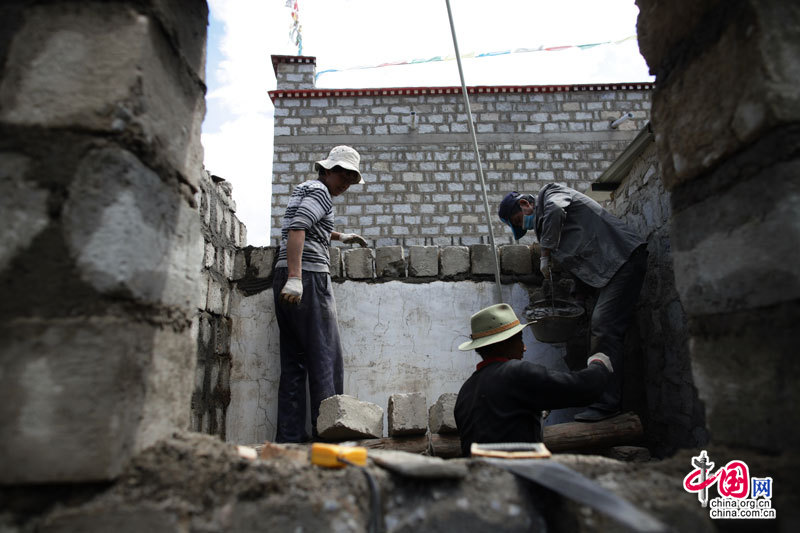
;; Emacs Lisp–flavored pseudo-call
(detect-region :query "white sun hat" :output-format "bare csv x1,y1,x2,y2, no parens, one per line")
314,145,364,184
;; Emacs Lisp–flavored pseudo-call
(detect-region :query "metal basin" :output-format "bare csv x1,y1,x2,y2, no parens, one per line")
527,299,585,343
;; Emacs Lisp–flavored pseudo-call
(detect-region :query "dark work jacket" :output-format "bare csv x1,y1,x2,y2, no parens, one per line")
535,183,645,288
454,359,609,457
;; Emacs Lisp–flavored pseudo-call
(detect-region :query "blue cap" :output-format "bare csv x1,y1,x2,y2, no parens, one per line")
498,192,527,240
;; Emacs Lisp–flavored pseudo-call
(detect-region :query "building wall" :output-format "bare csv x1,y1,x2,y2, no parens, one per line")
269,56,652,248
192,171,247,438
226,244,569,444
0,0,208,483
638,0,800,454
608,141,707,456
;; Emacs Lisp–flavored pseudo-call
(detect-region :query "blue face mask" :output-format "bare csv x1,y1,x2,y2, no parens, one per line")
522,214,536,230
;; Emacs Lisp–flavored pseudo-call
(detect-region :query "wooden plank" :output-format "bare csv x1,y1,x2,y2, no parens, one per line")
353,435,429,454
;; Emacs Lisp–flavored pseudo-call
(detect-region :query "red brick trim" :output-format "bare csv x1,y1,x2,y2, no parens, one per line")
268,83,655,102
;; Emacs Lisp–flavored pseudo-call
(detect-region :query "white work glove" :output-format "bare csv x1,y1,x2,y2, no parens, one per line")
340,233,368,247
539,255,552,279
280,277,303,304
587,353,613,373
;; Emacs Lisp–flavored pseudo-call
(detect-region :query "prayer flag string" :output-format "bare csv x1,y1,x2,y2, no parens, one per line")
315,35,637,80
287,0,303,56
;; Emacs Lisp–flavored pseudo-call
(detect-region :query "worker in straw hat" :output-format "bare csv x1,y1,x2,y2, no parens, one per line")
454,303,613,457
273,145,368,442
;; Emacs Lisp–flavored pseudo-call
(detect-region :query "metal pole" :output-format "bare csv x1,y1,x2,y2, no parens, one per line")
444,0,504,304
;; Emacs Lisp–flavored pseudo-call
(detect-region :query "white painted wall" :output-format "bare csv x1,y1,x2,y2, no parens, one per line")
227,280,569,445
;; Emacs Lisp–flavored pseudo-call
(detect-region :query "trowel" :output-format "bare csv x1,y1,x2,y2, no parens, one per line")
471,442,668,532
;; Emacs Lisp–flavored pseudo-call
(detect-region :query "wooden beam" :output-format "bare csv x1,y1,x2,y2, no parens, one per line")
350,412,643,457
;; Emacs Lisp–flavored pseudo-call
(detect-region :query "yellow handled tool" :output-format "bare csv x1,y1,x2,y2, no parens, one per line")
310,443,368,468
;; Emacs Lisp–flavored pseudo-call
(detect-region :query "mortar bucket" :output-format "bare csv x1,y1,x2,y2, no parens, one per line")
526,299,585,343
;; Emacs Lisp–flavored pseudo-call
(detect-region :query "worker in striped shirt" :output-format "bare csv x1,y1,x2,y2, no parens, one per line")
273,146,368,442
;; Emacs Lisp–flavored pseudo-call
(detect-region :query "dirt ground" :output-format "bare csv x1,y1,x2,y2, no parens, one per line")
1,432,796,532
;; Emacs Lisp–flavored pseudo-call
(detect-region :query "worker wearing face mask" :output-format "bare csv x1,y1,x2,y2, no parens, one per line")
497,185,647,422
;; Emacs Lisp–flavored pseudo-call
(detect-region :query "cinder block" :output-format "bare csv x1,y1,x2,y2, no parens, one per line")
0,3,205,189
344,248,374,279
233,249,246,280
429,393,458,434
388,392,427,437
500,245,533,274
317,395,383,440
408,245,439,277
63,147,203,310
440,246,470,277
249,247,276,279
375,246,405,278
0,317,195,483
470,244,499,275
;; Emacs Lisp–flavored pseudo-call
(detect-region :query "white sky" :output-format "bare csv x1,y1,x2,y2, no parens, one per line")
201,0,654,246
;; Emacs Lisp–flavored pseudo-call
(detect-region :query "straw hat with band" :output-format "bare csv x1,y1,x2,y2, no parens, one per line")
314,145,365,184
458,303,530,351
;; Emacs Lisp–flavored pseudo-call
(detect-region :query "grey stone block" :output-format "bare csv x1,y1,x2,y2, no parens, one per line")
470,244,499,275
317,394,383,440
440,246,470,277
233,249,246,280
329,246,342,279
388,392,427,437
63,147,203,310
500,244,533,274
0,317,195,483
249,247,276,279
408,245,439,277
428,393,458,434
0,3,205,189
0,153,48,274
375,246,405,278
344,248,374,279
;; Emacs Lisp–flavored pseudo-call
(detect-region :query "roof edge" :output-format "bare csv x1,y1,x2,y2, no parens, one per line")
268,82,655,102
592,122,655,188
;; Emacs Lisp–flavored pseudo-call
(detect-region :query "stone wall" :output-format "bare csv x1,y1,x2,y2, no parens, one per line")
0,0,208,483
607,140,706,456
226,244,577,445
637,0,800,454
192,171,247,438
269,55,652,247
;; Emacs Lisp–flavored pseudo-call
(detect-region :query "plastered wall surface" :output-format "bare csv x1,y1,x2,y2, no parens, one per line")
226,280,567,445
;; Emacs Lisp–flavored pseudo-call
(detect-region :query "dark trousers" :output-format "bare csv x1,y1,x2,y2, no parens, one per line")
273,268,343,442
589,245,648,411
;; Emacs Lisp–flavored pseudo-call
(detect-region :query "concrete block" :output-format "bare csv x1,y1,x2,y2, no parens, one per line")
408,245,439,277
206,276,228,315
375,246,405,278
344,248,374,280
388,392,428,437
0,3,205,189
500,245,533,274
439,246,470,277
470,244,499,275
428,393,458,434
63,147,203,310
233,249,246,280
0,152,49,275
329,246,342,279
672,161,800,315
317,394,383,440
249,247,276,279
0,317,195,483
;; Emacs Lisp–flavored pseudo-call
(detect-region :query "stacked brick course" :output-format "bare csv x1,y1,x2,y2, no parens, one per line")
269,55,651,248
194,170,247,438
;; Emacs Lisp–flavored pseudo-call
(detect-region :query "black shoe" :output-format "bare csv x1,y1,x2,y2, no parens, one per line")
574,407,621,422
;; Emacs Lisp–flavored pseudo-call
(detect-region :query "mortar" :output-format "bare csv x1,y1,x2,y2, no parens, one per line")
527,299,585,343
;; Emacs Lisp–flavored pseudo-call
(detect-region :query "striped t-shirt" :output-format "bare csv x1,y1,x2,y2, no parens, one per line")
275,180,334,273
